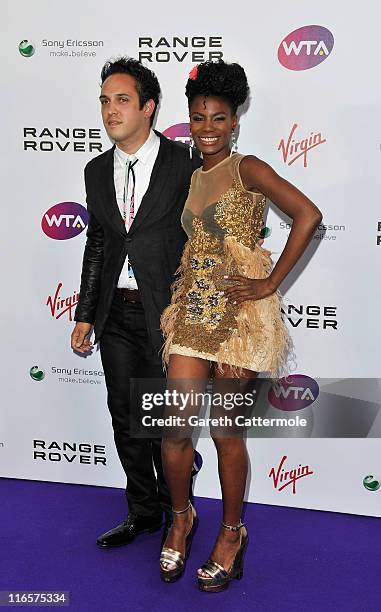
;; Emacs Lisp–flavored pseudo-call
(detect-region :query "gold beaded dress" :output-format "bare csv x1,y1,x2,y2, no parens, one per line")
161,154,292,376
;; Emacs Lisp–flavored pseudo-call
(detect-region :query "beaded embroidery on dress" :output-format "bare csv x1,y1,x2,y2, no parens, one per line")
161,154,293,376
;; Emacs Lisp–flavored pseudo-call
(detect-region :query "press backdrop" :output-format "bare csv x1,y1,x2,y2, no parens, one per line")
1,0,381,516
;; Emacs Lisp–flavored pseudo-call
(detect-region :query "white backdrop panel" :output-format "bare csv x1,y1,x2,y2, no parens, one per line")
1,0,380,516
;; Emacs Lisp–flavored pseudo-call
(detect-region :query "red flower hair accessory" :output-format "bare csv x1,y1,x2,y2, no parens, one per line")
188,65,199,80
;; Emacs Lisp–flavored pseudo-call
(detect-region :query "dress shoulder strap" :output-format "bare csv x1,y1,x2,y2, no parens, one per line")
230,153,246,176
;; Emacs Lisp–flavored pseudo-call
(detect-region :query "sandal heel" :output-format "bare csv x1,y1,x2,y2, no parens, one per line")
160,502,197,583
186,515,198,558
197,521,248,593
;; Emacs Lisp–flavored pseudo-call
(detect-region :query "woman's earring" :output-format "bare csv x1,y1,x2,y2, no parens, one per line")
189,134,194,159
230,131,237,157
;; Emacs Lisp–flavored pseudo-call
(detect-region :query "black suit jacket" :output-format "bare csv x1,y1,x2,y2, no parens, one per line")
74,131,202,353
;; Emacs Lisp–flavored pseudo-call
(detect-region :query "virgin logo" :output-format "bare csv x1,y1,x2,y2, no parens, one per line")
46,283,79,321
278,25,334,70
278,123,326,168
269,455,314,494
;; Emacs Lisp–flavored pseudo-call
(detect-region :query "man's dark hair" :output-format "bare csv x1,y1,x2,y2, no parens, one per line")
101,57,161,126
185,60,249,115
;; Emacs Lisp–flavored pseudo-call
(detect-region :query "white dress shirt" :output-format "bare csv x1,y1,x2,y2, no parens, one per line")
114,130,160,289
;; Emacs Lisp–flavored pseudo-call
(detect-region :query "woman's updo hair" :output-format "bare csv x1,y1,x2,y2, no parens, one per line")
185,60,249,114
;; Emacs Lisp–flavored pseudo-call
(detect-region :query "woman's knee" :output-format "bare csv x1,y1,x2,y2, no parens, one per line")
162,437,192,453
212,436,245,453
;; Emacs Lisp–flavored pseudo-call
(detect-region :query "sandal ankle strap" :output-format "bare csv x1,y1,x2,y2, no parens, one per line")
172,501,191,515
221,520,244,532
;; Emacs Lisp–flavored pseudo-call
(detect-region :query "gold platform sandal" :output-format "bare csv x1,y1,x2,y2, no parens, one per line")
160,501,198,583
197,521,248,592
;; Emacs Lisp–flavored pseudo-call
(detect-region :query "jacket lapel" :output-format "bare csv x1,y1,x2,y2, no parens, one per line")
100,145,127,236
98,132,172,237
128,133,171,235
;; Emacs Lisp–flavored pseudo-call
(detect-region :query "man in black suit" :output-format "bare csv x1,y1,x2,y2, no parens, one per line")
71,57,201,547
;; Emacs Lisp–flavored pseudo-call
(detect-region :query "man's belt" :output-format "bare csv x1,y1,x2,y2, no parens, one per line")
116,288,142,303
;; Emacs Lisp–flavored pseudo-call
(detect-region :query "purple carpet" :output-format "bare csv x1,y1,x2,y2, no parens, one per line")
1,478,380,611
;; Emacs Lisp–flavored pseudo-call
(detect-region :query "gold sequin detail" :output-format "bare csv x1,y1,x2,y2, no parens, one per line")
215,179,266,249
166,156,267,356
189,216,220,253
172,216,238,352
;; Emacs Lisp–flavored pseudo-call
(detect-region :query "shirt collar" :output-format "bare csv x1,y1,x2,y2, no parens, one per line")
114,129,159,166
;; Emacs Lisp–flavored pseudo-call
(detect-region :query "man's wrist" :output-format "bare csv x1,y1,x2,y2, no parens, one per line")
74,320,93,327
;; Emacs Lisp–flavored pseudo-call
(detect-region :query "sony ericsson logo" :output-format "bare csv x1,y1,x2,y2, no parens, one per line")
29,365,45,381
19,39,36,57
363,475,380,492
260,226,271,239
278,25,334,70
163,123,191,145
268,375,319,411
41,202,88,240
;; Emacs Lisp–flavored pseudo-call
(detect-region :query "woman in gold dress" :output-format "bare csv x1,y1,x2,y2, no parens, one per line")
159,60,322,591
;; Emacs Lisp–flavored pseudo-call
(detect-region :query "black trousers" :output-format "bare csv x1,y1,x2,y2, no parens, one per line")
99,291,171,517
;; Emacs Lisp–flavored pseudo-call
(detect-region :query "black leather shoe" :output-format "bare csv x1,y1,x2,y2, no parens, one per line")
97,513,163,548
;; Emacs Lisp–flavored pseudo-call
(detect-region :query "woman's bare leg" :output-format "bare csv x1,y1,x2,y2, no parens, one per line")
161,354,210,568
198,364,257,577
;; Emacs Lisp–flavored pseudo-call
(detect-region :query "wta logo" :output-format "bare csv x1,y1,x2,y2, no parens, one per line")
278,25,334,70
163,123,191,145
268,375,319,411
41,202,88,240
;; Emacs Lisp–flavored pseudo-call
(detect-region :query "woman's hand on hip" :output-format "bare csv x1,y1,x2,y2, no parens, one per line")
224,275,277,304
